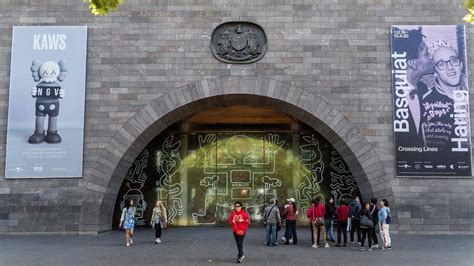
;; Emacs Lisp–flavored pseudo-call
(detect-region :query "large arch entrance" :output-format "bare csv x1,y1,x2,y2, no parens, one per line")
111,106,363,227
79,76,394,232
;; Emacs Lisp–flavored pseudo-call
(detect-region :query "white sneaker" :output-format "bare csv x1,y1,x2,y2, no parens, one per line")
126,243,130,247
373,244,379,248
157,239,162,243
281,236,286,242
312,244,318,248
129,239,133,245
289,239,293,243
324,243,330,248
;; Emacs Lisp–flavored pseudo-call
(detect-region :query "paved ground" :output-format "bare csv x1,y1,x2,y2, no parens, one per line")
1,227,473,265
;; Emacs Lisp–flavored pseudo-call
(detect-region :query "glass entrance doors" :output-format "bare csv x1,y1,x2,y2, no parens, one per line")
113,130,361,227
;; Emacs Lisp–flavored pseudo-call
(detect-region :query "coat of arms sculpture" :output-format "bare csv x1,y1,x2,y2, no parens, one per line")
211,22,267,64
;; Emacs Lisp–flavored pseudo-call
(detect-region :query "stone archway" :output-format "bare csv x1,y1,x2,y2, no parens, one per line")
79,76,394,232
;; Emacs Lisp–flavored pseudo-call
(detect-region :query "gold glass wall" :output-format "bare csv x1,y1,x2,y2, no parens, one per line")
113,130,361,227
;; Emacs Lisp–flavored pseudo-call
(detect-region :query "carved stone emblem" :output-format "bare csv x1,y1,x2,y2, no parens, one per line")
211,22,267,64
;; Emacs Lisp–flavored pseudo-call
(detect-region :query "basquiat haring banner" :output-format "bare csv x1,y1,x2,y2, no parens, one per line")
5,26,87,178
391,25,471,176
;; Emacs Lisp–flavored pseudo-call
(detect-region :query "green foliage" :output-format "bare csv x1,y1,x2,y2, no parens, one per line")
84,0,123,15
464,0,474,24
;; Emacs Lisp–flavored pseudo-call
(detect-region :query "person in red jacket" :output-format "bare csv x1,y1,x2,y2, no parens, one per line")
229,201,250,263
335,199,350,247
306,197,329,248
282,198,298,245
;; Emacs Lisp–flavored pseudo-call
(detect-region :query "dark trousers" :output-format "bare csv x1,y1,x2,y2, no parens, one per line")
233,232,245,258
350,219,361,242
154,223,162,238
285,220,297,244
337,221,347,244
310,223,314,244
361,227,372,248
371,225,378,244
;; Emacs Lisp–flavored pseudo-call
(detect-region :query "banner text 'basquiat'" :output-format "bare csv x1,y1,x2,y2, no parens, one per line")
392,51,410,132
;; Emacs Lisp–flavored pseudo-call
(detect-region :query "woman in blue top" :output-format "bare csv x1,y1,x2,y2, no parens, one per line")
119,199,136,247
378,198,392,250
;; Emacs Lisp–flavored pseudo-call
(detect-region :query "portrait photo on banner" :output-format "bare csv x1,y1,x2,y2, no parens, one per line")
390,25,471,177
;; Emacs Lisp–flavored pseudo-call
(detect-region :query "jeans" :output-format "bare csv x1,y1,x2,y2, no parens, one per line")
337,221,347,245
361,227,372,248
311,223,327,246
325,219,334,241
350,218,361,242
233,232,245,258
380,224,391,248
285,220,297,244
265,223,277,245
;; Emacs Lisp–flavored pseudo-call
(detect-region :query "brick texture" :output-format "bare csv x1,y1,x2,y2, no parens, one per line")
0,0,473,234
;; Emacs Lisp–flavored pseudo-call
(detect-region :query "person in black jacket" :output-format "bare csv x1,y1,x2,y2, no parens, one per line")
324,196,336,242
359,203,374,251
369,198,379,248
349,196,362,244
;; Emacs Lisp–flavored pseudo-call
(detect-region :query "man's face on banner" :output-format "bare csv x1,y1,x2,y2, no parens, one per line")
434,48,462,87
415,41,434,75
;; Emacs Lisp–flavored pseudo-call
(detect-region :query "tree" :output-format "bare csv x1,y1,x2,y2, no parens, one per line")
464,0,474,24
84,0,123,15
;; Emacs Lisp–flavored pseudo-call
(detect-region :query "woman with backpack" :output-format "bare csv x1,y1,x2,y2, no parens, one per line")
119,199,136,247
229,201,250,263
359,202,374,251
378,198,392,251
150,200,168,244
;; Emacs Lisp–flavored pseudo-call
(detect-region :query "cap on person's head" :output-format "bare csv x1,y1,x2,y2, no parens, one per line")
287,198,295,203
371,198,377,204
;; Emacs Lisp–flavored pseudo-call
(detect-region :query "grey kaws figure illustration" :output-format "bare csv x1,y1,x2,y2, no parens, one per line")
28,60,67,144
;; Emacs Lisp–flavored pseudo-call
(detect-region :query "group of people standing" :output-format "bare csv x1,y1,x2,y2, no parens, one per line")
229,196,392,263
118,196,391,264
302,196,391,251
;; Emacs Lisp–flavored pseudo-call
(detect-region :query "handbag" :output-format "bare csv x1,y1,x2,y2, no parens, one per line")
360,215,373,228
311,206,325,226
314,217,324,226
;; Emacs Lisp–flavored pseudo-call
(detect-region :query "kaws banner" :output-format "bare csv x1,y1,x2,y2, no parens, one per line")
5,26,87,178
391,25,471,176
